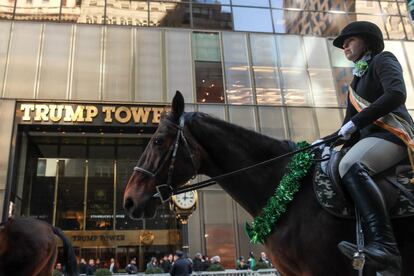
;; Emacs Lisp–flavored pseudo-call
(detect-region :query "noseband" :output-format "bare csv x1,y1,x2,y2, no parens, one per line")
133,115,198,201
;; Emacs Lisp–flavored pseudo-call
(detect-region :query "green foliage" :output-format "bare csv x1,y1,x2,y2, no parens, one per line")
206,264,225,271
253,262,271,271
52,270,63,276
94,268,112,276
145,267,165,274
245,142,314,244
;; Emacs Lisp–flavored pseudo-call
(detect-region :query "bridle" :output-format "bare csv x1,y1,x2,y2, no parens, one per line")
133,114,198,202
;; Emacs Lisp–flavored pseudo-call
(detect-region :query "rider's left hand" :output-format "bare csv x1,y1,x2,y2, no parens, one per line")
338,120,357,140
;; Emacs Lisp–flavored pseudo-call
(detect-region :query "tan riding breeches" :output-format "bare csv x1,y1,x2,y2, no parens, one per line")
338,137,407,178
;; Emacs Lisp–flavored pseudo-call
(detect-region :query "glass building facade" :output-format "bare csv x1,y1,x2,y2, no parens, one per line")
0,0,414,270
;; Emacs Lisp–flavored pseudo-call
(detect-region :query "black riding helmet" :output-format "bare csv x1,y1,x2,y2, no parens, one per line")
333,21,384,54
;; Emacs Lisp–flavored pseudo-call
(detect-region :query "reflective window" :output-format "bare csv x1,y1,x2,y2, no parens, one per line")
4,22,41,99
14,0,61,21
273,9,311,35
276,35,306,68
103,27,132,101
384,15,406,39
195,62,225,103
56,159,85,230
192,3,232,30
60,0,82,23
233,7,273,33
309,12,350,36
232,0,269,7
286,107,318,141
228,105,256,130
380,1,400,15
258,106,286,139
0,0,15,19
350,0,381,14
203,191,236,268
166,30,194,102
332,67,353,107
0,22,11,93
308,0,348,11
71,25,102,101
402,17,414,40
250,34,281,105
38,24,71,100
281,69,312,105
303,37,331,69
222,32,253,104
309,69,337,107
76,0,105,24
315,108,343,137
150,2,190,28
198,105,225,120
194,0,230,4
86,160,114,230
106,0,148,26
135,29,163,102
274,0,307,9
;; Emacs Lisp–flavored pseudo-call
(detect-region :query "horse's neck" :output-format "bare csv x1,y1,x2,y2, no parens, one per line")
189,114,293,216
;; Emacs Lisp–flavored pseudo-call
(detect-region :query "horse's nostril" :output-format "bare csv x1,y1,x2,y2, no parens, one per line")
124,197,134,211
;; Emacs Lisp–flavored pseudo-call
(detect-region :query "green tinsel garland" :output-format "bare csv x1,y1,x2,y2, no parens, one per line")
244,141,314,244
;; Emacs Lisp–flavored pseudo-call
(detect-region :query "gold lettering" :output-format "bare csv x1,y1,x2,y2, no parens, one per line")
64,105,85,122
102,106,115,123
85,106,98,122
131,107,152,123
34,105,49,122
49,105,64,122
115,107,132,124
21,104,35,121
152,108,165,124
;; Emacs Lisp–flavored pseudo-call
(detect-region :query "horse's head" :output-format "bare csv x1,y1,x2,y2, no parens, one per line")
123,91,202,219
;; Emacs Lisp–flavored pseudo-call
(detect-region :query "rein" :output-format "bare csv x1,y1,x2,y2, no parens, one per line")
134,114,341,202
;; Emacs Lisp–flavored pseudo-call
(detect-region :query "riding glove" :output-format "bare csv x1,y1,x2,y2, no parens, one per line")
338,120,357,140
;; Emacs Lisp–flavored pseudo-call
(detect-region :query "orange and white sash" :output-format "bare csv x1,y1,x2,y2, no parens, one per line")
349,86,414,180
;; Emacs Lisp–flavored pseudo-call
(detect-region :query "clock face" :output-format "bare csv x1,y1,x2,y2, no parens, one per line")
172,191,197,210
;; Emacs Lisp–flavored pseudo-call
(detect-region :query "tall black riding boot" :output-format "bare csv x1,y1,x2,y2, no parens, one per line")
337,162,401,272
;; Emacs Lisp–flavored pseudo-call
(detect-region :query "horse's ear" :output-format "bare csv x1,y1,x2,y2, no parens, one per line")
172,91,185,119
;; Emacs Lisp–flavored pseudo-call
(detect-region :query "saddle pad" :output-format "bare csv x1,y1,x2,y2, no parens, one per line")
313,162,414,219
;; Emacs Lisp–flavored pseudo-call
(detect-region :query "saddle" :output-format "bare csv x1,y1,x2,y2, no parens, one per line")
313,148,414,219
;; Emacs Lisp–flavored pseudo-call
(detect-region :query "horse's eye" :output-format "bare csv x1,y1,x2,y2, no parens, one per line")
153,138,164,145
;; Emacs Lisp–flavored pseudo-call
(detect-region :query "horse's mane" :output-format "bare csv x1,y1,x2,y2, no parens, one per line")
185,112,296,156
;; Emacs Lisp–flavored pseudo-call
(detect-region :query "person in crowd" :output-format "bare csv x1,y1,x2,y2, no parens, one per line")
95,258,101,269
258,252,272,267
147,256,158,269
125,258,138,274
161,254,172,273
202,255,210,271
236,256,249,270
86,259,96,275
109,258,118,273
247,252,256,270
320,20,413,274
171,250,192,276
192,253,204,272
79,258,87,274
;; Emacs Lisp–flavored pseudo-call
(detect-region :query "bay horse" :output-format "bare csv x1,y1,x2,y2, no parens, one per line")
0,217,79,276
123,91,414,276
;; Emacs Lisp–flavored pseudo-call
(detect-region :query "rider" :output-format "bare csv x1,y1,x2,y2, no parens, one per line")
325,21,414,272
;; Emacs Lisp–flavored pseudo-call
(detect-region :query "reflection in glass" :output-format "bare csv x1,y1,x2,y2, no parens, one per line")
228,105,256,130
281,69,311,106
277,35,306,68
380,1,399,15
402,17,413,40
273,9,311,35
233,7,273,33
385,15,406,39
308,0,347,11
315,108,343,137
222,33,253,104
275,0,307,9
0,0,15,19
198,105,225,120
60,0,81,23
86,160,114,230
232,0,269,7
251,34,281,105
348,0,381,14
14,0,61,21
196,62,225,103
332,67,353,107
286,107,318,142
151,2,190,28
76,0,105,24
194,0,230,4
308,69,337,107
309,12,350,36
28,158,57,224
56,159,85,230
303,36,331,69
192,3,232,30
258,106,286,139
106,0,148,25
